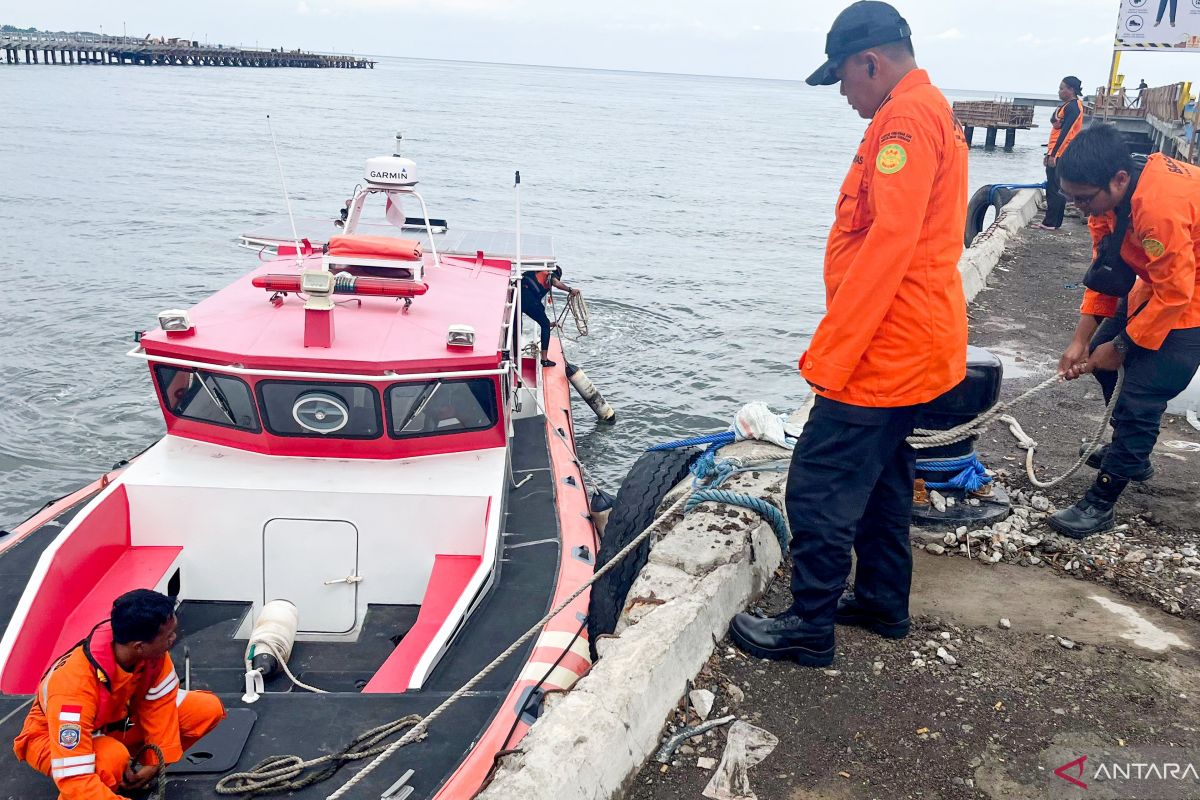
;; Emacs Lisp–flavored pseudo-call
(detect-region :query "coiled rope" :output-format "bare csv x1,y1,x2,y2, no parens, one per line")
551,291,590,338
216,716,423,796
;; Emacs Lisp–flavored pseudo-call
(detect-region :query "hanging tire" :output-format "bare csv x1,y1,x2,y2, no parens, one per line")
587,448,700,656
964,185,1015,248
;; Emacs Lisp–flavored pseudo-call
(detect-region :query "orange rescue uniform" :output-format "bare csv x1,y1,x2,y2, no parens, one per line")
12,621,225,800
800,68,969,406
1047,97,1085,158
1080,153,1200,349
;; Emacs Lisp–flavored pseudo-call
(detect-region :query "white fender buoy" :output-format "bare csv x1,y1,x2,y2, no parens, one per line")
566,363,616,425
245,599,300,678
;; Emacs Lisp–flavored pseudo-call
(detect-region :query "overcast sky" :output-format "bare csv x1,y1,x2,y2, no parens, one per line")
9,0,1200,94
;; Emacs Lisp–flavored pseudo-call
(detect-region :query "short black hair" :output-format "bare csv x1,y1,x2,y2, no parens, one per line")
876,38,915,59
1056,124,1134,188
111,589,175,644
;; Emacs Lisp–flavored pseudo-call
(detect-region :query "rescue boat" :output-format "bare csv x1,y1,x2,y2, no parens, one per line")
0,139,604,798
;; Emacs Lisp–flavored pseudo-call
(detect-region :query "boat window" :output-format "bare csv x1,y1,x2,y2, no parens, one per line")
257,381,382,438
387,378,498,438
154,366,260,431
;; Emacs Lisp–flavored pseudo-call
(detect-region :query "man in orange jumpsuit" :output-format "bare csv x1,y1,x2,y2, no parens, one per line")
731,1,968,665
13,589,225,798
1051,124,1200,537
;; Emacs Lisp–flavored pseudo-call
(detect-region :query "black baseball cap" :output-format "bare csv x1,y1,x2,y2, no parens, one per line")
806,1,912,86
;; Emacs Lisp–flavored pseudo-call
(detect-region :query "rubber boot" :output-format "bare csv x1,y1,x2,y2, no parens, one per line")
1048,472,1128,539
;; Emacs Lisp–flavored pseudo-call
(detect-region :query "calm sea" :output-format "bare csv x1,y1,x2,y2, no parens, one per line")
0,57,1051,526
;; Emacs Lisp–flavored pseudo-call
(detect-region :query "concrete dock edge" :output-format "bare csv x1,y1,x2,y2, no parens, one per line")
958,188,1042,302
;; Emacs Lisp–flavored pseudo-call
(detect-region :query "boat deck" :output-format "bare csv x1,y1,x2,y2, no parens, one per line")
0,415,559,799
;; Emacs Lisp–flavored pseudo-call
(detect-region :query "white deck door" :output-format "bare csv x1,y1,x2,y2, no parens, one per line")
263,518,359,633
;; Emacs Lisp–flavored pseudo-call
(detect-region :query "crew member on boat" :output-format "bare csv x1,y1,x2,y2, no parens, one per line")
13,589,225,799
521,266,579,367
1050,124,1200,538
730,1,968,666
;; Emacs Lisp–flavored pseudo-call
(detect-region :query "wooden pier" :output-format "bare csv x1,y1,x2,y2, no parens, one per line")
952,100,1036,151
0,31,373,68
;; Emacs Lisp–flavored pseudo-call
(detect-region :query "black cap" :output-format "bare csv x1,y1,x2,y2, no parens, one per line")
806,1,912,87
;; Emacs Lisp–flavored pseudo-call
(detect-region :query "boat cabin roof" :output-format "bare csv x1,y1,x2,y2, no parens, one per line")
140,251,513,373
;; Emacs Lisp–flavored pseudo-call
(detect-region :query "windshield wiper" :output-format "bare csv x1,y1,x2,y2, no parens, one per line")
397,383,441,432
195,371,237,426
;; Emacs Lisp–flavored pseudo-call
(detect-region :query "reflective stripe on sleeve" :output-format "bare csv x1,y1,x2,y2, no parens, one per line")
51,754,97,779
51,754,97,768
176,689,188,706
145,672,179,701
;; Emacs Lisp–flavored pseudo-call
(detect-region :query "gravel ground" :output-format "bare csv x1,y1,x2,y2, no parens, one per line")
628,212,1200,800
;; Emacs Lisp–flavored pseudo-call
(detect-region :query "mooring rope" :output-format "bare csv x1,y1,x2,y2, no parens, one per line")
908,369,1125,488
216,716,423,796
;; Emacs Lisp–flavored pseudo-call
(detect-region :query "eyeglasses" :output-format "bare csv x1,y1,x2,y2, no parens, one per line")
1065,187,1106,207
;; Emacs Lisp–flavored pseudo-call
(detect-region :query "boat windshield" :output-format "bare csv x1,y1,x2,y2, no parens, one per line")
387,378,497,438
155,366,260,431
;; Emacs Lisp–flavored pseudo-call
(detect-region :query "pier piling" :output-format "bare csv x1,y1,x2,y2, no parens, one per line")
1,30,375,69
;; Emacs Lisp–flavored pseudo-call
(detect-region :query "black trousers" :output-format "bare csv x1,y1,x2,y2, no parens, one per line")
1090,306,1200,480
786,397,918,629
1044,164,1066,229
521,291,552,350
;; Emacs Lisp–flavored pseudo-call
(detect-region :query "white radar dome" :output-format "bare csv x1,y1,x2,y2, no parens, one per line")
365,155,418,187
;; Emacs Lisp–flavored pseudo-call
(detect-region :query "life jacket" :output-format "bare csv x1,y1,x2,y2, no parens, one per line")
520,270,551,300
39,621,165,730
1047,97,1084,155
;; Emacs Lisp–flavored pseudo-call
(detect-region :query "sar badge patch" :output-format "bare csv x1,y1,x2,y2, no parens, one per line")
1142,238,1166,258
58,722,82,750
876,143,907,174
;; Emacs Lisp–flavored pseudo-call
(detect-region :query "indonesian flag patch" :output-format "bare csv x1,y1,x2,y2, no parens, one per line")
59,704,82,723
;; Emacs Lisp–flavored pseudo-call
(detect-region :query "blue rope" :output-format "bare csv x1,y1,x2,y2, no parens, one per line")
647,431,736,452
917,451,992,492
987,181,1047,206
686,489,790,555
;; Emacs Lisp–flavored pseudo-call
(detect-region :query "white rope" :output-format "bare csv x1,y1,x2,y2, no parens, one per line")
907,369,1125,488
1002,370,1125,488
253,639,328,695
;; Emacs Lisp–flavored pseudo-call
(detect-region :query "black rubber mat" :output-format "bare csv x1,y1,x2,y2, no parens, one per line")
0,417,563,799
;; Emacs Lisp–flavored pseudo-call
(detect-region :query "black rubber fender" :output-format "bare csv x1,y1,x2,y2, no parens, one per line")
587,448,700,656
964,184,1015,248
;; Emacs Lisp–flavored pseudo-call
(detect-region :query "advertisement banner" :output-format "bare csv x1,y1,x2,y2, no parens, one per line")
1116,0,1200,50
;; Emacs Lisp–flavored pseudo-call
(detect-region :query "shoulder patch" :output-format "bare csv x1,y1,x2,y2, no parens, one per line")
58,723,81,750
876,143,907,175
1142,238,1165,258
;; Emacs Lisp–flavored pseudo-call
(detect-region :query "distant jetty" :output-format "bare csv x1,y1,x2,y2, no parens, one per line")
0,28,373,68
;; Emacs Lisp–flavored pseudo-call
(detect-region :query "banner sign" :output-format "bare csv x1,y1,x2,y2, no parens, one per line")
1116,0,1200,50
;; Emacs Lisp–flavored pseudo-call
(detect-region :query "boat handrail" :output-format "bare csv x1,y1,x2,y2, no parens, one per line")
128,345,510,384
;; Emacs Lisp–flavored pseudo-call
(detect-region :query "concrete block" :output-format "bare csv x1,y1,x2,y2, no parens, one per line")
615,561,697,633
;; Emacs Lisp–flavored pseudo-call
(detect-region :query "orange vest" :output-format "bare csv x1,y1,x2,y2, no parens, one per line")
1047,98,1084,156
12,622,184,799
1080,153,1200,349
800,69,969,407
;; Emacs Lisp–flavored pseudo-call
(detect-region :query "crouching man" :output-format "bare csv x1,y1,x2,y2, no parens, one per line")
13,589,225,798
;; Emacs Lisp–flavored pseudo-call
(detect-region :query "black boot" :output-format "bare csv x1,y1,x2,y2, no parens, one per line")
835,591,910,639
1080,443,1154,480
1048,472,1128,539
729,609,835,666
